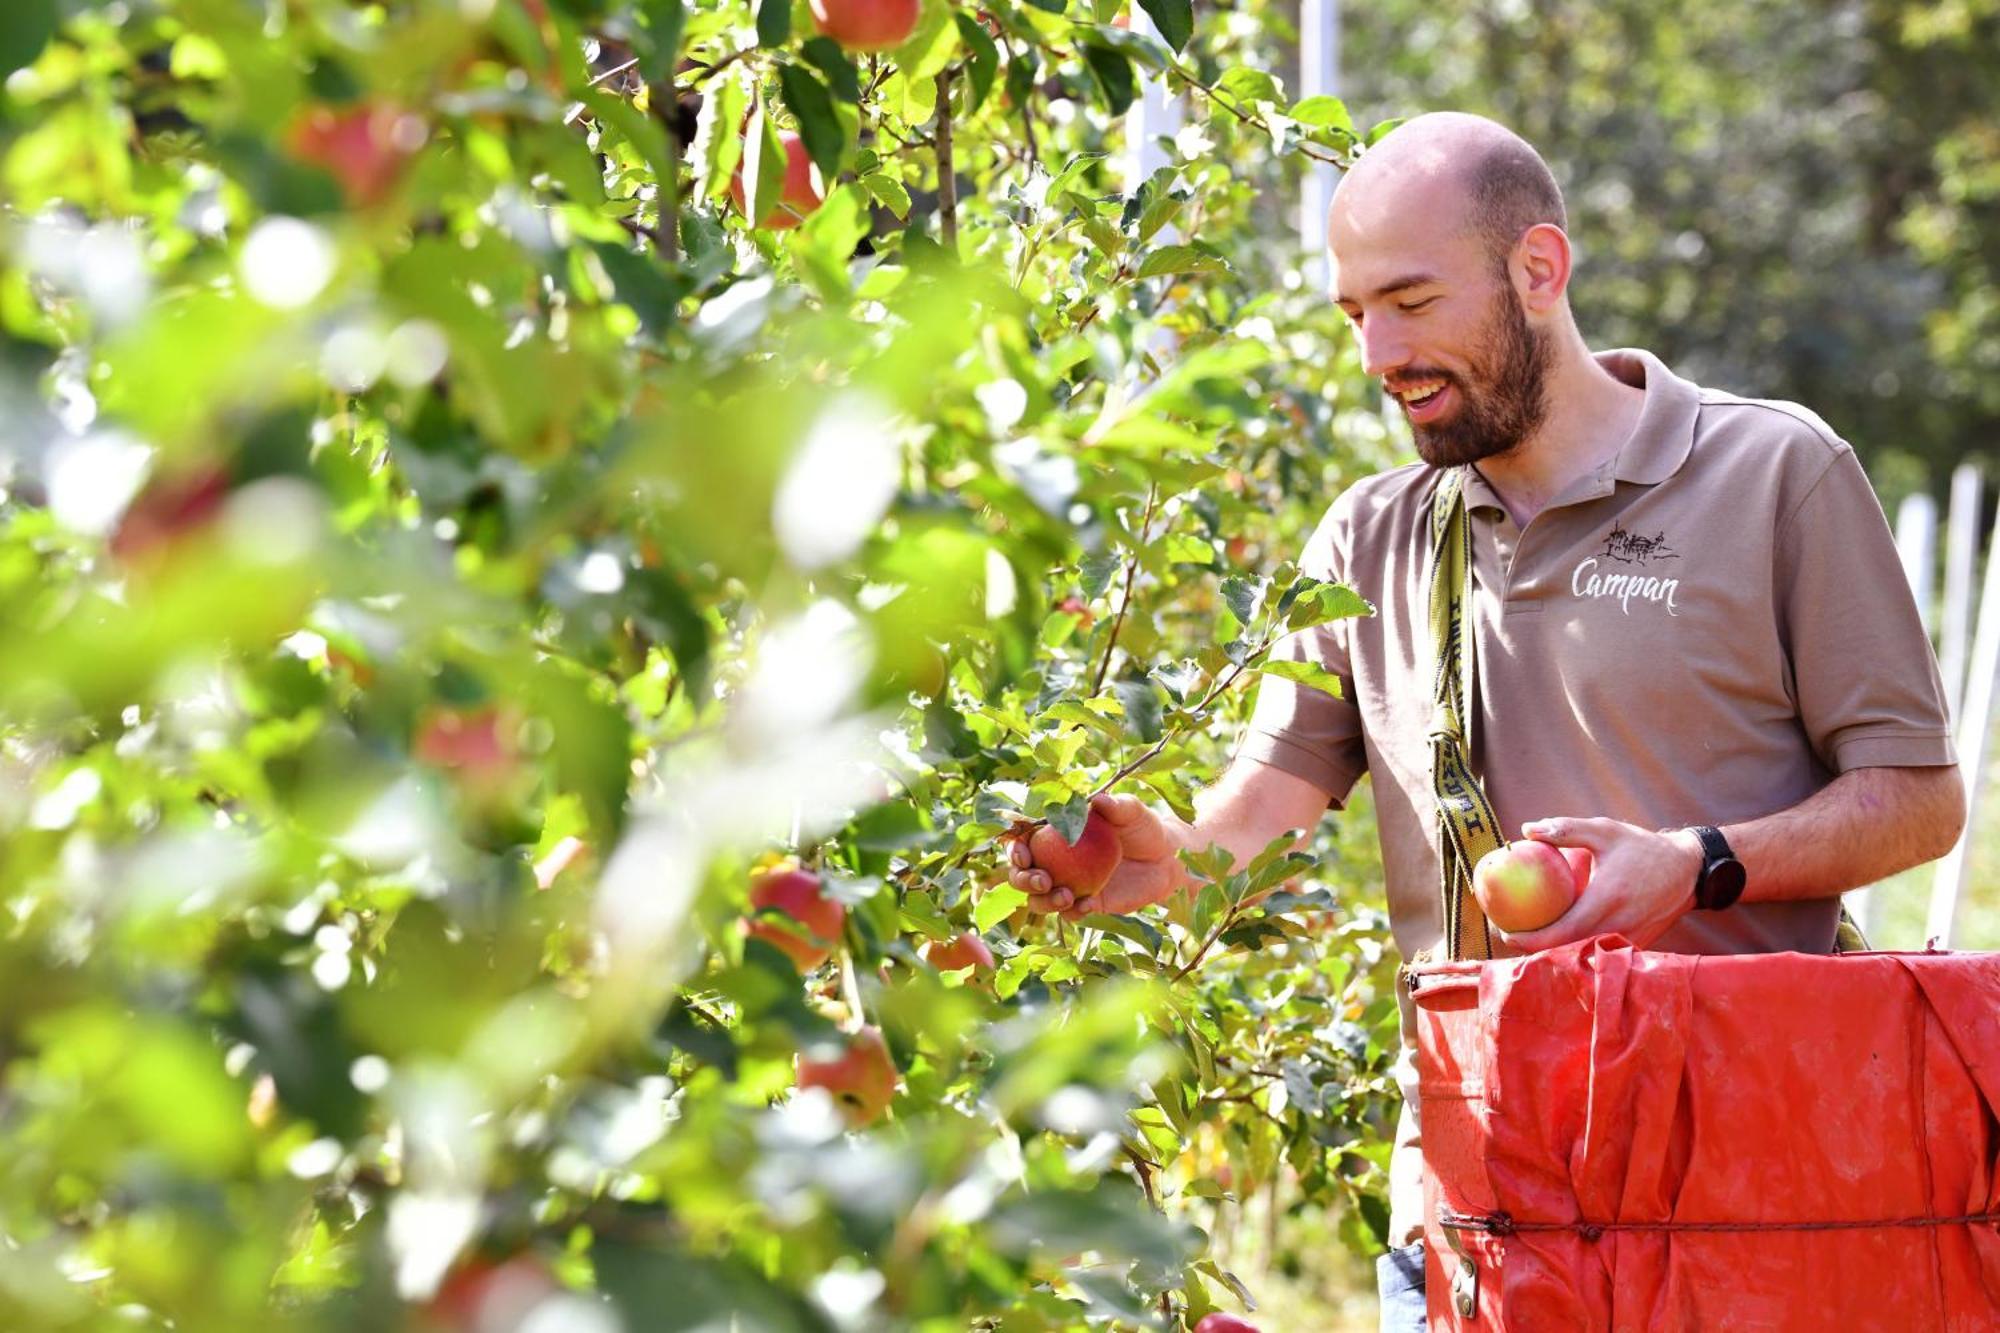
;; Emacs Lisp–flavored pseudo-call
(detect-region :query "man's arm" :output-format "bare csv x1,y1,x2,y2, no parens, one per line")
1506,763,1965,950
1011,760,1335,919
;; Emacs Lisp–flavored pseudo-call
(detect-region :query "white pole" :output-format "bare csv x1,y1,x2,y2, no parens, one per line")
1122,12,1181,192
1927,505,2000,948
1942,464,1982,721
1297,0,1340,287
1895,493,1938,635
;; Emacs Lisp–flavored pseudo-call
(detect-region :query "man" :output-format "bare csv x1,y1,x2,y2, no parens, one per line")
1007,112,1966,1329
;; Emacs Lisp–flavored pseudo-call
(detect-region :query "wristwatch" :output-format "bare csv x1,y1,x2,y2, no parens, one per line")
1689,824,1747,911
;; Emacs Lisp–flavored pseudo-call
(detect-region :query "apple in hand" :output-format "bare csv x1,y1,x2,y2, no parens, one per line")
1026,811,1123,897
923,931,994,974
797,1026,897,1125
743,866,845,971
808,0,920,51
728,132,824,230
1472,839,1579,933
1193,1315,1260,1333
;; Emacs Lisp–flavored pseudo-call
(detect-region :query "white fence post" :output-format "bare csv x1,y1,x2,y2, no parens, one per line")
1941,464,1982,721
1928,501,2000,948
1122,11,1181,192
1297,0,1341,286
1896,493,1938,636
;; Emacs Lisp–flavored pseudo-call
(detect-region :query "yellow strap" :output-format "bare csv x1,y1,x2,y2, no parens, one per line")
1428,469,1501,961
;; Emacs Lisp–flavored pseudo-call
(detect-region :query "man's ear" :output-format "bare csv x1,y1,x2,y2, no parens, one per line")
1513,222,1572,313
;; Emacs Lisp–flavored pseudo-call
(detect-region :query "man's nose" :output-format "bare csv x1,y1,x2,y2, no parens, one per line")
1358,323,1411,379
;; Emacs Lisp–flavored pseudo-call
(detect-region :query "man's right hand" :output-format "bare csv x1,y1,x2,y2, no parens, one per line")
1009,793,1187,921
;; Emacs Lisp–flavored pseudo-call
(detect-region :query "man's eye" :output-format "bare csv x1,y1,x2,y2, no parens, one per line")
1399,297,1438,313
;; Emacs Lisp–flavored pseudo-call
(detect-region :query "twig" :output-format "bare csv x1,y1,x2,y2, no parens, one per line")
1091,655,1254,797
590,56,641,88
935,68,958,250
1159,62,1345,167
1089,483,1159,697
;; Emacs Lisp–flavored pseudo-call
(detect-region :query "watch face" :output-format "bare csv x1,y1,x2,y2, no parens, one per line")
1706,858,1747,908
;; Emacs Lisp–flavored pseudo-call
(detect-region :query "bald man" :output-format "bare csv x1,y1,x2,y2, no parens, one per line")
1011,113,1963,1327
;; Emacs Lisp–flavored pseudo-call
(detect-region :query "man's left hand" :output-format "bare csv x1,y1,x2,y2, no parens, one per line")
1499,817,1706,951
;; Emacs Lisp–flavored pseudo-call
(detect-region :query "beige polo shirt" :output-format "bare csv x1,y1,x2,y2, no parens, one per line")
1237,347,1955,1241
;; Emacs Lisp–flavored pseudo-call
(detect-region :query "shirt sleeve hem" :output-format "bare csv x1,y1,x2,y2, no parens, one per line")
1234,730,1360,808
1830,731,1958,772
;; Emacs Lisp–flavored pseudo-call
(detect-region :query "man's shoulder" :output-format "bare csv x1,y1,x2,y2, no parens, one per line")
1692,386,1851,465
1324,460,1439,532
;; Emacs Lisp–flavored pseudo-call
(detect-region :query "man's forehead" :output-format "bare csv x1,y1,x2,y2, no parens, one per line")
1327,174,1476,301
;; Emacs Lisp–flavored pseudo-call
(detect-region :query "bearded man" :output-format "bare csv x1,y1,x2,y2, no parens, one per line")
1008,112,1965,1329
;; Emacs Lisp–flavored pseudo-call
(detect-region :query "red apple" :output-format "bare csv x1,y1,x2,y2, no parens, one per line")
808,0,920,52
1472,839,1579,933
743,867,845,971
427,1253,557,1331
728,132,824,230
414,705,514,774
1027,811,1122,897
796,1025,897,1125
283,101,423,207
1193,1315,1259,1333
1058,595,1096,629
108,464,231,567
923,931,994,974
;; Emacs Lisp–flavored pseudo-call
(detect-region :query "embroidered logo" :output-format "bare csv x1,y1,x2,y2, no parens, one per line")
1571,523,1682,615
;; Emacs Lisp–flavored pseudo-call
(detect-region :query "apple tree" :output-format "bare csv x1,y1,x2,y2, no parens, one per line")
0,0,1409,1328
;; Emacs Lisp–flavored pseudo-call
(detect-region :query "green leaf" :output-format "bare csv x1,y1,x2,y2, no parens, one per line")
1163,532,1214,565
800,36,862,102
952,13,1000,111
1257,658,1344,699
638,0,687,68
692,73,749,202
1285,577,1372,630
0,0,57,76
976,885,1029,933
859,171,911,218
756,0,791,47
1136,244,1231,279
1080,550,1121,599
1289,94,1354,135
1220,574,1266,626
1135,0,1192,53
742,96,786,230
777,64,843,180
1082,42,1136,117
1214,66,1282,112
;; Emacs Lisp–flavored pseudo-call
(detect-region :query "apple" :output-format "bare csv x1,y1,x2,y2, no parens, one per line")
427,1253,557,1331
108,464,231,567
923,931,994,974
728,132,824,230
796,1026,897,1125
283,101,423,207
1561,845,1593,892
1193,1315,1260,1333
1026,811,1122,897
414,704,514,774
1058,595,1096,629
743,866,845,971
808,0,920,52
1471,839,1579,933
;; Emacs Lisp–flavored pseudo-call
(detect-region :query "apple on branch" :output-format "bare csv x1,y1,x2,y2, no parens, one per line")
1025,810,1123,897
728,132,825,231
808,0,920,52
1193,1314,1261,1333
922,931,995,975
796,1025,897,1126
742,865,845,972
1472,839,1581,934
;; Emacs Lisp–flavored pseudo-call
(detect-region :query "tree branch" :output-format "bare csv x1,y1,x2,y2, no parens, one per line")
1090,483,1159,697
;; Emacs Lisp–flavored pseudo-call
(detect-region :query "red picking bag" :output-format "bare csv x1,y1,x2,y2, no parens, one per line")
1410,939,2000,1330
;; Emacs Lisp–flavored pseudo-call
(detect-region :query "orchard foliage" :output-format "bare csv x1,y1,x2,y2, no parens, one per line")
0,0,1411,1328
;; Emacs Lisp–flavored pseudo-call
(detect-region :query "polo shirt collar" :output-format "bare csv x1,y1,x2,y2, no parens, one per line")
1458,346,1700,515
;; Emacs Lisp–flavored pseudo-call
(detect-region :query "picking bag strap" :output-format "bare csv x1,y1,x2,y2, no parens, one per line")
1427,468,1501,961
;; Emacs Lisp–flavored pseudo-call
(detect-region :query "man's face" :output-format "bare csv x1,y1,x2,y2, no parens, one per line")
1331,188,1554,467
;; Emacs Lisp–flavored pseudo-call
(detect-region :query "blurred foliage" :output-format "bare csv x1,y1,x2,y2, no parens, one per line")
1340,0,2000,499
0,0,1412,1329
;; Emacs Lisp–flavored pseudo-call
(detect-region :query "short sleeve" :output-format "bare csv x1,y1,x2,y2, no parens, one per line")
1233,495,1371,804
1777,446,1956,772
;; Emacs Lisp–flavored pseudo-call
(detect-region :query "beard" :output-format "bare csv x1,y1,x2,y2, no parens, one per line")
1401,284,1554,469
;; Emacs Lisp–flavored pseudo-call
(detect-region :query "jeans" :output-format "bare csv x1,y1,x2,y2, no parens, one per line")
1376,1239,1427,1333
